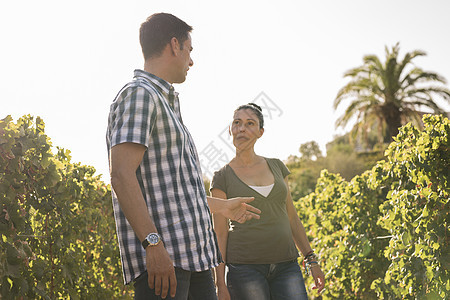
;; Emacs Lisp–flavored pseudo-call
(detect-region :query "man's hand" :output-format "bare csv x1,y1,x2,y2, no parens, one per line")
220,197,260,223
216,284,231,300
146,243,177,299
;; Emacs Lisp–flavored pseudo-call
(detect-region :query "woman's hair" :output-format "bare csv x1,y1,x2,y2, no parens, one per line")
234,103,264,129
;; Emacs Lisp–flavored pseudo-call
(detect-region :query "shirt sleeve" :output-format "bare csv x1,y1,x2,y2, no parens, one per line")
210,167,227,193
109,86,157,148
277,159,291,178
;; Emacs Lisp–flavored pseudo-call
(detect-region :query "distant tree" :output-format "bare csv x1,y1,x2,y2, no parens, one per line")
334,43,450,142
299,141,322,161
325,133,386,180
287,142,326,200
287,139,384,200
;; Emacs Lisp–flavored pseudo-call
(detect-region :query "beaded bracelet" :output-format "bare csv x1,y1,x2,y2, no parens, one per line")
303,251,319,275
303,260,319,276
304,253,318,263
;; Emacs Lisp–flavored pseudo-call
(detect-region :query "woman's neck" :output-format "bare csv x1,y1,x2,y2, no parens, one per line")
233,149,259,167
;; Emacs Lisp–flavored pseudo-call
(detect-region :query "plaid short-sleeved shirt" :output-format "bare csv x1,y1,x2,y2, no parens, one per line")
106,69,221,284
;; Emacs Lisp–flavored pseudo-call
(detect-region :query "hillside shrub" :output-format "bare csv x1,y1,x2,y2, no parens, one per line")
297,115,449,299
0,115,133,299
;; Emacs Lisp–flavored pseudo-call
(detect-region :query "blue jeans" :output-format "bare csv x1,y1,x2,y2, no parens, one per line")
227,260,308,300
134,268,217,300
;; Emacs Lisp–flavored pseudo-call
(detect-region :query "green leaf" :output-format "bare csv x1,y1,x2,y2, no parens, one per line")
6,263,21,278
362,238,372,257
6,243,21,265
422,205,429,217
40,156,51,169
402,231,411,246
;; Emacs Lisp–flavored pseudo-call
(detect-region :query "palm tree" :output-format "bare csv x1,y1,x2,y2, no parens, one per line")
334,43,450,144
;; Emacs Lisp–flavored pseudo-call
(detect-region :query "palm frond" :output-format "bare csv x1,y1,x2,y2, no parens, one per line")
396,49,426,80
406,87,450,101
334,76,385,109
335,43,450,142
404,97,446,114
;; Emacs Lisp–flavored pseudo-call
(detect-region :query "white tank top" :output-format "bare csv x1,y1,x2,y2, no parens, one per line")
248,183,274,197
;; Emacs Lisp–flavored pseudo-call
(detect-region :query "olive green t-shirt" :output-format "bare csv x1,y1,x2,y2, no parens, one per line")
211,157,299,264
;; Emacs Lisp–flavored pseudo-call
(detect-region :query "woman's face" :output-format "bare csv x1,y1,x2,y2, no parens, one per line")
231,109,264,150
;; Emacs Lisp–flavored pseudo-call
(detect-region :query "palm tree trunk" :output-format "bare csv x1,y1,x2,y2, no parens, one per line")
382,103,402,141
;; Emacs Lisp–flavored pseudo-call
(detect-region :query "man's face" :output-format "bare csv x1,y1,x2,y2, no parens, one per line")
174,34,194,83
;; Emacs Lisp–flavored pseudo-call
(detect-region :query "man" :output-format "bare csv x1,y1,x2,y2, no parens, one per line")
106,13,259,299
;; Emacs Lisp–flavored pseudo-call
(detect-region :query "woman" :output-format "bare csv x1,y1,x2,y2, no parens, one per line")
211,103,325,300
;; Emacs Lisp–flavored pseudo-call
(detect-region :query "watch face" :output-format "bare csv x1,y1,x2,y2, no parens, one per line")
148,233,160,245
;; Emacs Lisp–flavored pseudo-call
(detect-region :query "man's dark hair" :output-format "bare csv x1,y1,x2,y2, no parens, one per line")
139,13,193,60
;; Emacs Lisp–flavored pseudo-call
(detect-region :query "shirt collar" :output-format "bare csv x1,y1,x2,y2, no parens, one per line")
133,69,181,119
133,69,174,96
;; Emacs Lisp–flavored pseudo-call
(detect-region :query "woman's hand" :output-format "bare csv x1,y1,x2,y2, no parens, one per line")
310,264,325,294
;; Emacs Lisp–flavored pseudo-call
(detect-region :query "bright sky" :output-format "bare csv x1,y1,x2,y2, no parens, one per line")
2,0,450,181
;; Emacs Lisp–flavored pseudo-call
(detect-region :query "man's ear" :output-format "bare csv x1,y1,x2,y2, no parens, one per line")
169,37,180,55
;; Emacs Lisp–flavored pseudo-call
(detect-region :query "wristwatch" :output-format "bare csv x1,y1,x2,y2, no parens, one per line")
142,233,162,249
